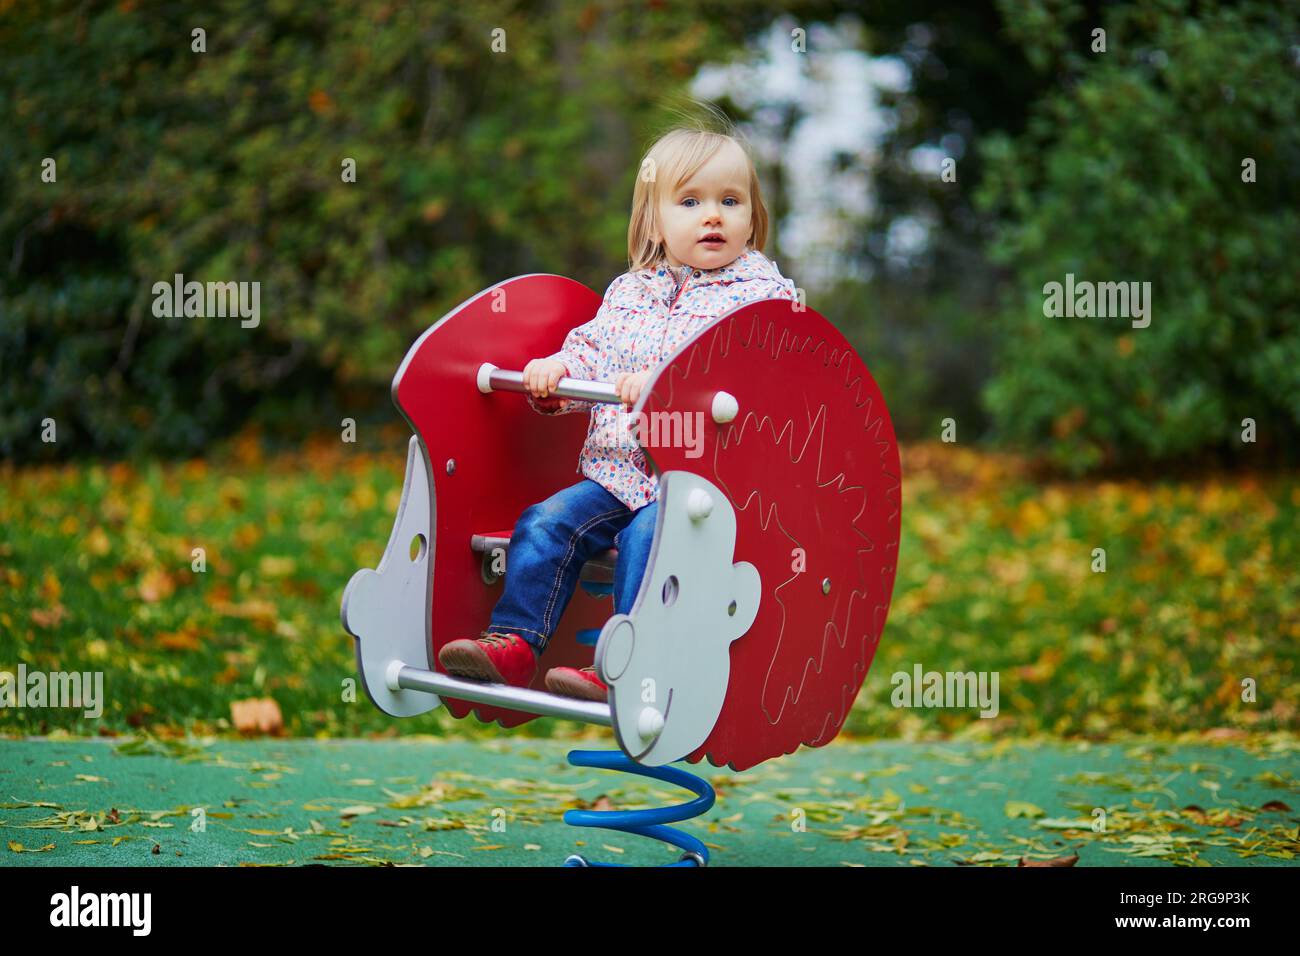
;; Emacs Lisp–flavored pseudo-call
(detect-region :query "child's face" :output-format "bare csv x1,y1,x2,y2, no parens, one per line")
654,141,753,272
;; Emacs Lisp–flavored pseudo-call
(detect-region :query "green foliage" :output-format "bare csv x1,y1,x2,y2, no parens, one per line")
975,0,1300,471
840,283,999,441
3,0,1296,469
0,1,764,460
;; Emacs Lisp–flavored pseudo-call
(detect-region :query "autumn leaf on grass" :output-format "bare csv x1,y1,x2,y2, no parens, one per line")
212,599,279,630
1035,817,1096,831
1005,801,1046,819
137,567,177,603
1192,543,1228,576
1018,853,1079,867
230,698,283,736
956,851,1023,864
85,526,112,557
8,841,56,853
258,556,297,577
416,846,466,860
1252,771,1298,790
40,568,62,602
1202,727,1248,741
420,817,466,832
1014,647,1062,683
1183,807,1246,828
157,625,204,652
30,604,69,628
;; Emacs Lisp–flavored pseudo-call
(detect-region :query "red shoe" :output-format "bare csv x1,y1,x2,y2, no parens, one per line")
545,665,608,701
438,632,538,688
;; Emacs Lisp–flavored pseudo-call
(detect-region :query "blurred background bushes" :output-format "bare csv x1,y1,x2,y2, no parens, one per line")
1,0,1294,469
976,0,1299,473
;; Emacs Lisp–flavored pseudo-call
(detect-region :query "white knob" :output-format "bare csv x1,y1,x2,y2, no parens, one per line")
637,706,665,741
476,362,498,393
386,659,406,692
711,390,739,423
686,488,714,521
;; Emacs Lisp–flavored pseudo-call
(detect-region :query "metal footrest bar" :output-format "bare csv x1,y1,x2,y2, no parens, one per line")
391,663,612,725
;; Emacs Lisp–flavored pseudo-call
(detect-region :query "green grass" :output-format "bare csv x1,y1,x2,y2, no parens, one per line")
1,431,1297,741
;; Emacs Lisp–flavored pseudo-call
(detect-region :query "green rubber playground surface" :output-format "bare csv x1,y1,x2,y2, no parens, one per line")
2,733,1296,867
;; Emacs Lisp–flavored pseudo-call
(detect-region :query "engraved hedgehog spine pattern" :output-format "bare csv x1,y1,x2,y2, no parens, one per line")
673,311,900,740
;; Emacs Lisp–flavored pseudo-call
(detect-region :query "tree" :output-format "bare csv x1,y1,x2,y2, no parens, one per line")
976,0,1299,470
0,0,798,459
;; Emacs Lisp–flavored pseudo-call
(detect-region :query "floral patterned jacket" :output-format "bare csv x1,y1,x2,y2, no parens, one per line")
528,247,798,510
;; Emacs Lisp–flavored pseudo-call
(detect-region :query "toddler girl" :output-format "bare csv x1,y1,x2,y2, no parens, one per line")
438,123,798,700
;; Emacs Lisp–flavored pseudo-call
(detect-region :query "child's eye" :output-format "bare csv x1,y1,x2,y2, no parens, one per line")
681,197,742,207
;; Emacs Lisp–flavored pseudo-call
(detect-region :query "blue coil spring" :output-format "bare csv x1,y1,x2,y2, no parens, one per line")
561,749,716,867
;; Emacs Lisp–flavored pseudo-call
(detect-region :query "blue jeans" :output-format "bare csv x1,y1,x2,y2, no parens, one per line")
488,479,659,654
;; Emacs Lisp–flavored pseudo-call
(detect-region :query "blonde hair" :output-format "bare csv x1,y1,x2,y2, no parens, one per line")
627,108,773,271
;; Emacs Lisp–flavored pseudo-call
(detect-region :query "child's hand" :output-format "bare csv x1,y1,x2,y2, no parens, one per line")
614,370,653,408
530,394,565,412
523,358,568,398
